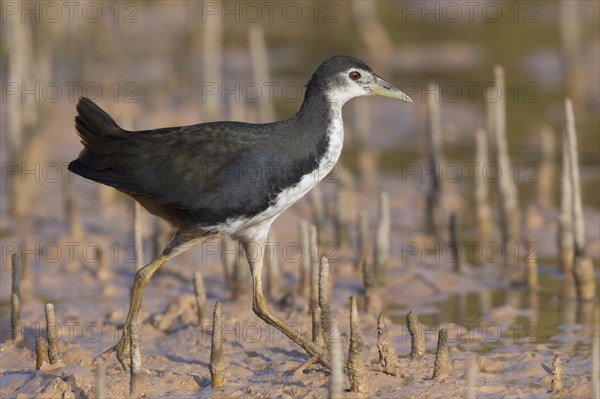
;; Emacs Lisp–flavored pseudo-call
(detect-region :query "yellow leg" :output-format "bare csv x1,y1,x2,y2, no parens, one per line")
244,240,331,369
94,255,168,369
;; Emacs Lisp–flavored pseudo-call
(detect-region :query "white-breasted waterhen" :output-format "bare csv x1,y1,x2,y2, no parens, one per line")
69,55,412,369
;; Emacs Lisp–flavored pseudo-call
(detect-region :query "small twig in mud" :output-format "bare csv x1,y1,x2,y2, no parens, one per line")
210,301,225,388
489,66,520,264
564,98,596,301
310,225,320,314
45,303,61,364
407,311,425,360
347,295,367,393
374,191,390,286
129,322,142,398
35,336,49,370
449,213,465,273
550,354,563,392
193,272,207,326
432,328,449,381
362,258,382,315
357,211,369,271
298,221,310,296
95,358,106,399
265,232,280,299
11,253,21,341
559,128,574,273
465,353,477,399
328,320,344,399
319,256,333,339
376,313,403,377
335,188,349,249
565,97,583,254
312,304,323,345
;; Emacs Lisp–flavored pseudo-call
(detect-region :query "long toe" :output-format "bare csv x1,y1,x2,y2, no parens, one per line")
93,344,116,364
116,339,131,371
92,339,131,370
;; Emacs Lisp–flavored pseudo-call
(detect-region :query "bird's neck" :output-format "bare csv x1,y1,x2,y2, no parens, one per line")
293,82,345,181
294,84,343,129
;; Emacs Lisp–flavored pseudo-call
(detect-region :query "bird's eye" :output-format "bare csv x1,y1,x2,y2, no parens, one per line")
349,71,361,81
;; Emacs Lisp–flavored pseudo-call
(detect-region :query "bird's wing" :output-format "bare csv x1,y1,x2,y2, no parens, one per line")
69,98,317,225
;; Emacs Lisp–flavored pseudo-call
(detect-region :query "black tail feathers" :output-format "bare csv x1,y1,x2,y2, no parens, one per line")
69,98,133,187
74,97,122,145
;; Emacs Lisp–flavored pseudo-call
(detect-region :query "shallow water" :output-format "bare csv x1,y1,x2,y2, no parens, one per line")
388,269,596,355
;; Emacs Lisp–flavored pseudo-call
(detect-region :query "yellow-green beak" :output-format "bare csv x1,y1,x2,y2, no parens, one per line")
368,74,413,103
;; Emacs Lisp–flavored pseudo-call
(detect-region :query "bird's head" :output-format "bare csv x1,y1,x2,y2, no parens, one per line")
309,56,413,106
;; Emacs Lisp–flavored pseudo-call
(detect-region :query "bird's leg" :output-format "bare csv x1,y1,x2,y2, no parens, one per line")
243,240,331,369
94,254,168,369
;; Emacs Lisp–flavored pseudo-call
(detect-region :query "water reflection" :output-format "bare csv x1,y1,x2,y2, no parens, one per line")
388,268,595,356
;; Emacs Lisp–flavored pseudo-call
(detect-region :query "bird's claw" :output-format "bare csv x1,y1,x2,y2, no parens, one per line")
92,333,131,371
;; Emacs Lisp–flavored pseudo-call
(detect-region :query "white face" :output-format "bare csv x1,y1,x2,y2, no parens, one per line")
324,68,375,106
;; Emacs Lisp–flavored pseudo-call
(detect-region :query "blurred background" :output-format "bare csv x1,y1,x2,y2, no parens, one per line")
0,1,599,394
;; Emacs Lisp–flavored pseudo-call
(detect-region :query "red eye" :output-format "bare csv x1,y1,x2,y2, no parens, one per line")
349,71,361,81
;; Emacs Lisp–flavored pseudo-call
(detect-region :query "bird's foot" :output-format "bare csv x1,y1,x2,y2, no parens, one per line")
253,301,330,368
292,356,319,378
306,343,330,369
92,330,131,370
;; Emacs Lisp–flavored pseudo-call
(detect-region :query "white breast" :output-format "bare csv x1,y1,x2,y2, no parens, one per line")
211,107,345,241
270,108,344,212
